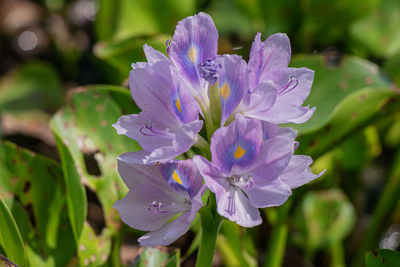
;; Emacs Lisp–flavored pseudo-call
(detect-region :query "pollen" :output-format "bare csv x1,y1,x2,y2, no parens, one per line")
188,46,197,63
220,82,230,100
234,145,246,159
175,97,181,113
172,170,183,185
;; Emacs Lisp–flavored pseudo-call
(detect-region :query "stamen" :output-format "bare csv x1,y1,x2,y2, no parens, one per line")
139,120,174,137
278,76,298,96
229,174,255,189
224,189,236,216
148,197,163,213
199,58,221,85
166,39,172,55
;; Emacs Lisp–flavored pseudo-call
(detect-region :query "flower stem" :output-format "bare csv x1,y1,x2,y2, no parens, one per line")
196,195,222,267
263,199,292,267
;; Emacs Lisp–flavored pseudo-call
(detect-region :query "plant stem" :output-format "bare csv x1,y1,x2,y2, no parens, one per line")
196,195,222,267
264,199,292,267
329,241,345,267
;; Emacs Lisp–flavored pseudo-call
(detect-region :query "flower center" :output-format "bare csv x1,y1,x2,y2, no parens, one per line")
147,197,165,213
199,58,221,85
278,76,298,96
228,174,255,189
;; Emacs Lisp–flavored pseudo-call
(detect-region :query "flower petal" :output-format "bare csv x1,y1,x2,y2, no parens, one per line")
129,63,176,123
143,44,169,65
248,33,291,90
248,136,294,184
113,184,181,232
217,55,247,125
119,120,203,164
239,81,277,121
113,111,174,152
217,186,262,227
159,159,204,199
261,122,297,141
280,155,325,189
259,103,316,124
193,155,226,192
245,179,291,208
169,12,218,86
138,210,195,247
170,67,201,123
211,114,262,174
267,67,314,106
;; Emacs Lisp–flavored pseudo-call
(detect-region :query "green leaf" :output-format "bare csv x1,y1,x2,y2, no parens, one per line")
350,0,400,58
0,61,63,113
78,223,112,266
288,55,400,157
53,132,87,243
0,141,76,267
383,52,400,87
94,35,168,83
365,249,400,267
50,85,141,234
0,198,27,267
294,189,356,253
290,55,391,134
298,0,378,47
130,248,169,267
95,0,196,41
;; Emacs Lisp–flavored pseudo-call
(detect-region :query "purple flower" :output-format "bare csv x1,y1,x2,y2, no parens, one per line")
113,53,203,164
193,114,323,227
114,158,204,246
168,12,218,108
246,33,316,124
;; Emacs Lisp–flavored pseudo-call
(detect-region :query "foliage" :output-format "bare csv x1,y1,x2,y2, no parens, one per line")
1,0,400,266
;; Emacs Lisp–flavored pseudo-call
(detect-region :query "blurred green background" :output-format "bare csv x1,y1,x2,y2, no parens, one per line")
1,0,400,266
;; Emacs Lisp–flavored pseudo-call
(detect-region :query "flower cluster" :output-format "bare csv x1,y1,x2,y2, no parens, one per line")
113,12,324,246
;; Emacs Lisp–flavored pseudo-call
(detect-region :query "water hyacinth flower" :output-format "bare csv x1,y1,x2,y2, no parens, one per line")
206,34,316,126
114,158,204,246
246,33,316,124
113,54,203,164
168,12,218,109
193,114,323,227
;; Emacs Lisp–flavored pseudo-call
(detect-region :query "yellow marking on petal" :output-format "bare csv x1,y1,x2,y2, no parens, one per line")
234,145,246,159
188,46,197,63
220,82,230,100
172,170,183,185
175,97,181,113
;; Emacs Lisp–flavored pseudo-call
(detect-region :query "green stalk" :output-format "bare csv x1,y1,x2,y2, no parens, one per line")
193,135,211,160
196,97,215,142
352,148,400,267
264,199,292,267
329,241,345,267
196,195,222,267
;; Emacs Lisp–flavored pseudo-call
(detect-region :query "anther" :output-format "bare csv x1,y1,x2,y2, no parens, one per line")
148,197,162,213
166,39,172,55
199,58,221,85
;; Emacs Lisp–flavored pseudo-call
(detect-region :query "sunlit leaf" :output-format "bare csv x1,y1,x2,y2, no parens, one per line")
50,85,141,234
78,223,112,266
0,141,76,267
